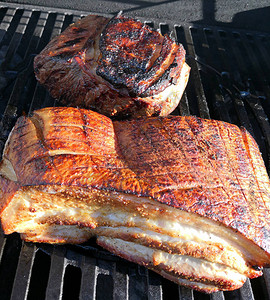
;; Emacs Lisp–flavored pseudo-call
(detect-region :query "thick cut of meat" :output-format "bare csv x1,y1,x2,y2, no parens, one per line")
1,107,270,293
34,14,190,118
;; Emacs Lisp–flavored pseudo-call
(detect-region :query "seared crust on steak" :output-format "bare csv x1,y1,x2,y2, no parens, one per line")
34,14,190,118
1,107,270,293
96,15,185,97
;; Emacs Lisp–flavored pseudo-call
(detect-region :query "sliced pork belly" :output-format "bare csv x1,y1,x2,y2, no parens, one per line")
1,107,270,293
34,14,190,118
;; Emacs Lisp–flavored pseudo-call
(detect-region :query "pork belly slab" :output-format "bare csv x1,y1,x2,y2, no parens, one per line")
1,107,270,293
34,14,190,118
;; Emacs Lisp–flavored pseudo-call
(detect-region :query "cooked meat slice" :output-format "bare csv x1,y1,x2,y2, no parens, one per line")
34,14,190,118
1,107,270,293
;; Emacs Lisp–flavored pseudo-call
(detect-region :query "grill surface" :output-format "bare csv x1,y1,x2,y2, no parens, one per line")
0,3,270,300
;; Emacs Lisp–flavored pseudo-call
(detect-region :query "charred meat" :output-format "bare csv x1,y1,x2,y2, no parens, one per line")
34,14,190,118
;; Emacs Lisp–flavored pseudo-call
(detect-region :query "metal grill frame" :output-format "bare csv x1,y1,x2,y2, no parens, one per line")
0,3,270,299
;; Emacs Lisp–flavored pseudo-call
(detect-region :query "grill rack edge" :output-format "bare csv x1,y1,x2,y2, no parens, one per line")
0,4,270,300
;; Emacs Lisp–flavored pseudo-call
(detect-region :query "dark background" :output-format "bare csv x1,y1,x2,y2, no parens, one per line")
1,0,270,32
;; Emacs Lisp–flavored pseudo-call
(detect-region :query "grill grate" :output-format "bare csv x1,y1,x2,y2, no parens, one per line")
0,3,270,300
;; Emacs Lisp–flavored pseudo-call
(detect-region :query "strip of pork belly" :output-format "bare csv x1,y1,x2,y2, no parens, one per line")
97,237,246,293
0,184,261,280
0,180,267,277
1,108,270,269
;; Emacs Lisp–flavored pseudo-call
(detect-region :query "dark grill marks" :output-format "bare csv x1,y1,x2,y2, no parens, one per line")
159,117,229,211
185,117,233,205
215,120,267,233
240,128,270,216
97,15,163,88
97,15,185,97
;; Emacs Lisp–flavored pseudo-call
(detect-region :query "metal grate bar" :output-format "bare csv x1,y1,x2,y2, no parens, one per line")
50,12,69,39
35,12,58,54
179,92,190,116
128,266,148,300
45,246,66,300
0,8,19,43
0,7,8,25
0,9,32,71
252,35,270,77
113,262,129,300
15,10,40,62
201,28,233,123
263,268,270,298
174,26,190,117
79,256,98,300
210,291,225,300
240,32,269,87
147,271,162,300
193,27,232,123
28,11,49,54
0,233,6,263
10,242,36,300
0,234,22,300
218,31,255,134
182,26,210,119
28,12,72,113
178,286,194,300
239,279,255,300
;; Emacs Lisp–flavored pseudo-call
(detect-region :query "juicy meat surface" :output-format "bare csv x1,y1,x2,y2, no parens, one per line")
1,107,270,293
34,14,190,118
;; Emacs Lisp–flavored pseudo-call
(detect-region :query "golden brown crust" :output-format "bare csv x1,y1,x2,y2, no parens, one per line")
0,175,19,214
1,106,270,256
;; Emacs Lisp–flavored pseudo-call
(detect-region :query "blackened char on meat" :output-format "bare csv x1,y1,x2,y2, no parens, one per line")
34,14,190,118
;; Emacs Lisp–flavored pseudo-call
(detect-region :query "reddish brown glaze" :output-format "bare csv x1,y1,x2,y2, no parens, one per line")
2,107,270,256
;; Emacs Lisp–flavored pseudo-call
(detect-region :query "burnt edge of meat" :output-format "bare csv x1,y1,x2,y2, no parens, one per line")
141,51,185,97
96,15,185,97
34,14,189,118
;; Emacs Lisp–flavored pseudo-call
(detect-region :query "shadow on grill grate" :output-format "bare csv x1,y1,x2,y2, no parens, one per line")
0,3,270,300
27,250,51,300
62,265,82,300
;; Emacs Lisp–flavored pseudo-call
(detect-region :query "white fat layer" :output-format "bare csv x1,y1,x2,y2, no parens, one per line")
151,62,189,102
97,236,246,286
93,225,248,269
0,158,17,181
140,62,190,116
22,225,93,243
5,193,233,247
1,186,268,266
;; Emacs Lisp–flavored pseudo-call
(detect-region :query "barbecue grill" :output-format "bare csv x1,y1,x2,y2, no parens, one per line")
0,1,270,299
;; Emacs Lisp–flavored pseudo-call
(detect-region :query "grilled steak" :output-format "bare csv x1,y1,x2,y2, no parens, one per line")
34,14,190,118
1,107,270,293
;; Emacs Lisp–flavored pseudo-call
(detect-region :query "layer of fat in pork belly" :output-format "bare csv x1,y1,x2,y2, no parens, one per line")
1,184,267,293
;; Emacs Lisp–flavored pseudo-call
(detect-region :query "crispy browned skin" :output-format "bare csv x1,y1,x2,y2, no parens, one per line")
34,14,189,118
1,107,270,292
2,107,270,252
